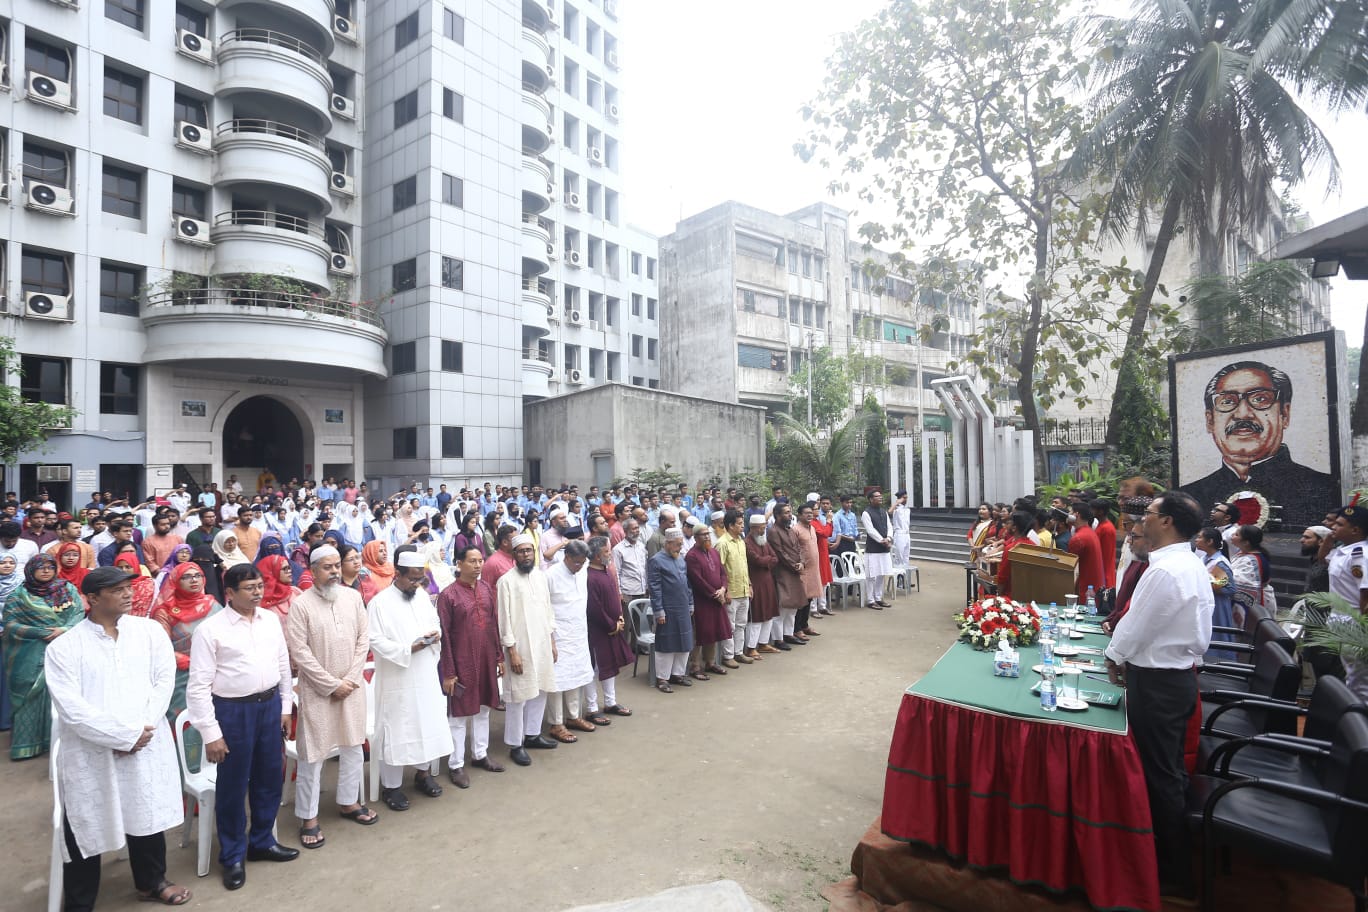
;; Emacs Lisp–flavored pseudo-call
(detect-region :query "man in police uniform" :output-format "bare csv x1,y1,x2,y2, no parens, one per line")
1325,504,1368,693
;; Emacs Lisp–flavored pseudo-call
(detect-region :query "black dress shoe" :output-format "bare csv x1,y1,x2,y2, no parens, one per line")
523,734,558,750
509,746,531,766
223,862,246,890
246,843,300,862
775,641,793,651
783,635,807,646
381,787,410,811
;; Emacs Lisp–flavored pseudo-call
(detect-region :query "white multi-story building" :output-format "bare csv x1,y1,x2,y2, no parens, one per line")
0,0,656,504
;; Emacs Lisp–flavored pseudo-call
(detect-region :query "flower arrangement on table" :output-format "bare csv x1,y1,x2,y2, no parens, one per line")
954,596,1042,649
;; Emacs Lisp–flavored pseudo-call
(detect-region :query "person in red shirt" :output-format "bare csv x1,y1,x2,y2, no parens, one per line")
993,511,1034,599
1091,499,1118,589
1066,501,1106,598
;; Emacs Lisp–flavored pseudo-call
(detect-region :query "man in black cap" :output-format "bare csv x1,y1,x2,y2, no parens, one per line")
45,567,192,908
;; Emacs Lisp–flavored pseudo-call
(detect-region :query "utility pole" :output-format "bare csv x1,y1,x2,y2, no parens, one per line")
806,331,814,427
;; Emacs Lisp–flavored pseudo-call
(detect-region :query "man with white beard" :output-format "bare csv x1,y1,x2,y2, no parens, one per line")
496,534,559,765
367,546,454,811
286,545,376,847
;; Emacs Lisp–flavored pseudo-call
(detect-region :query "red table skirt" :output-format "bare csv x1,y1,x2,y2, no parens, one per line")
881,693,1160,912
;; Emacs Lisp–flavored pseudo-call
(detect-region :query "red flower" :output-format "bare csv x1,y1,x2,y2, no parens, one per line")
981,619,998,635
1008,624,1020,635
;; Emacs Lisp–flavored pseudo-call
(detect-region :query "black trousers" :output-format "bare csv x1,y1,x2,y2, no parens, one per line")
62,814,167,912
1125,664,1197,887
796,602,810,632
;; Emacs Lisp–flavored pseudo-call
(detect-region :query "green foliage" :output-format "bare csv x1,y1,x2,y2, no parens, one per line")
1176,261,1311,352
610,465,686,491
862,395,889,489
1301,592,1368,665
788,346,851,429
767,407,882,498
0,337,78,464
798,0,1158,456
1111,355,1168,465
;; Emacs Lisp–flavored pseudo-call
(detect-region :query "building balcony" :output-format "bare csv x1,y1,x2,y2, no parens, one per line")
522,279,552,335
213,119,333,211
521,348,554,398
210,210,331,289
521,216,551,278
522,0,551,35
217,29,334,134
141,288,386,378
522,155,552,215
217,0,336,54
521,27,551,94
521,91,552,155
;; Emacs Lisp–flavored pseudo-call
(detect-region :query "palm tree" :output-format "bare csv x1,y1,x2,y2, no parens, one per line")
1177,259,1309,351
770,408,881,497
1069,0,1340,450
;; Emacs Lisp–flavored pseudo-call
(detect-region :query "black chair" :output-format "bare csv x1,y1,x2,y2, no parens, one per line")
1209,602,1272,650
1199,641,1302,740
1199,618,1297,694
1189,709,1368,912
1200,676,1365,785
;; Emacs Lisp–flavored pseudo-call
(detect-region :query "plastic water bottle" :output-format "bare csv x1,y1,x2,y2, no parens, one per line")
1041,603,1057,640
1040,664,1057,712
1085,586,1097,617
1040,635,1055,666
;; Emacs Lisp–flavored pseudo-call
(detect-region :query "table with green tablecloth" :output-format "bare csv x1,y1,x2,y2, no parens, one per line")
881,625,1161,912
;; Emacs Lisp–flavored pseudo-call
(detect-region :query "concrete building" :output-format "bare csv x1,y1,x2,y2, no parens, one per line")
658,200,988,433
1,0,657,504
523,383,764,490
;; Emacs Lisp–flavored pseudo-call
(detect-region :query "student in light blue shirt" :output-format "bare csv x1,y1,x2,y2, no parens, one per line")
832,495,860,555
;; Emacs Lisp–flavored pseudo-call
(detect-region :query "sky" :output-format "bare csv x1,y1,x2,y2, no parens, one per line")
618,0,1368,338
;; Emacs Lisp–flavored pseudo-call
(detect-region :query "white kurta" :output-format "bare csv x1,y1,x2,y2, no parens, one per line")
367,586,455,767
546,562,595,692
496,567,558,703
45,616,184,861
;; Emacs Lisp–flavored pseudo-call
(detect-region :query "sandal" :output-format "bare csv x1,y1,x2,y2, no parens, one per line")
549,725,578,743
705,664,728,675
339,805,379,825
586,713,611,726
299,824,325,849
604,704,633,716
656,680,674,693
137,881,192,906
413,772,443,797
689,670,710,681
566,717,596,733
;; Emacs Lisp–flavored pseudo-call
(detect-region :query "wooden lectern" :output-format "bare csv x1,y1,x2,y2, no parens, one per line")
1006,544,1079,605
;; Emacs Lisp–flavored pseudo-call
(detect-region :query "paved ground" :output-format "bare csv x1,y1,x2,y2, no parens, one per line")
0,563,964,912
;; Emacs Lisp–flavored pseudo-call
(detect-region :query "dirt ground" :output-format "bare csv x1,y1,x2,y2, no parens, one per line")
0,563,965,912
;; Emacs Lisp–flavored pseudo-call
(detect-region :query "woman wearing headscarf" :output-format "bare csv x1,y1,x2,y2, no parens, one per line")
362,540,395,592
153,543,194,591
153,561,223,768
189,544,225,604
257,554,302,622
55,541,90,593
454,512,488,560
337,543,379,604
4,554,83,759
113,551,158,619
212,528,250,570
0,554,20,730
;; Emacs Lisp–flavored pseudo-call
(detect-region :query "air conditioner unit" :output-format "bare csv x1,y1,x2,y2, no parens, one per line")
545,64,557,85
27,72,74,109
587,146,603,165
330,172,355,196
333,16,358,44
567,249,582,267
546,244,558,261
37,465,72,483
175,120,213,153
44,0,79,9
567,368,583,384
608,102,620,121
173,216,212,246
568,309,583,325
607,50,620,69
24,291,72,320
176,29,214,63
545,4,558,28
329,253,356,275
25,183,74,215
332,94,356,120
566,191,581,210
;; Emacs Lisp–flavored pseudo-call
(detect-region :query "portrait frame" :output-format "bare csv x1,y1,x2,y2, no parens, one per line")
1168,330,1346,526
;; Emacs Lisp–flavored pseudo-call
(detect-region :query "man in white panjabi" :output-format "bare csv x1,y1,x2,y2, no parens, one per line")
286,545,377,847
45,566,191,908
367,547,454,811
891,490,912,571
496,533,560,767
544,539,598,743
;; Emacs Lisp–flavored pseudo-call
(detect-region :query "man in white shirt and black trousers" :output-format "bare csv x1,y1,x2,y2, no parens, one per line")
1104,490,1212,902
188,562,299,891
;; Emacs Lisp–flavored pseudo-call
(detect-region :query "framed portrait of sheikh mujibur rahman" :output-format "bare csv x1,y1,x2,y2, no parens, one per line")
1169,330,1349,529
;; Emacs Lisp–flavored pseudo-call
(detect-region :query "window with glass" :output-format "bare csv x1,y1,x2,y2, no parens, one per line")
393,258,417,292
442,426,464,459
647,298,657,320
631,294,642,316
22,142,68,189
393,175,417,212
443,89,463,122
22,250,69,296
26,37,71,81
630,252,641,275
100,262,142,316
171,182,207,220
105,0,145,30
631,334,642,357
441,256,463,290
391,341,416,374
646,257,656,279
441,340,463,372
20,356,69,405
442,173,463,207
100,363,140,414
394,91,418,128
395,12,419,51
102,163,143,218
173,91,208,126
393,427,418,460
175,3,208,36
648,339,657,361
444,9,465,43
103,67,143,123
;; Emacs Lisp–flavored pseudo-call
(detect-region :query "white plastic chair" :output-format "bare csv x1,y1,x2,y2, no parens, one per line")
628,598,655,681
891,553,921,596
173,709,217,877
842,551,870,607
828,554,859,610
48,738,63,912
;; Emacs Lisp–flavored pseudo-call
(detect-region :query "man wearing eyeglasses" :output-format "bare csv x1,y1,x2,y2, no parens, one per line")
1182,360,1337,526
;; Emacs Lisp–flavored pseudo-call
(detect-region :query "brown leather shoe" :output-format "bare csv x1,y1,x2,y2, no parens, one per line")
566,717,596,733
733,655,753,665
448,765,470,789
744,648,763,661
548,725,578,743
757,644,780,654
471,755,505,773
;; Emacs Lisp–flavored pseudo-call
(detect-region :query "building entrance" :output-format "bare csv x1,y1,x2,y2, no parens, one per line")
223,396,306,485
